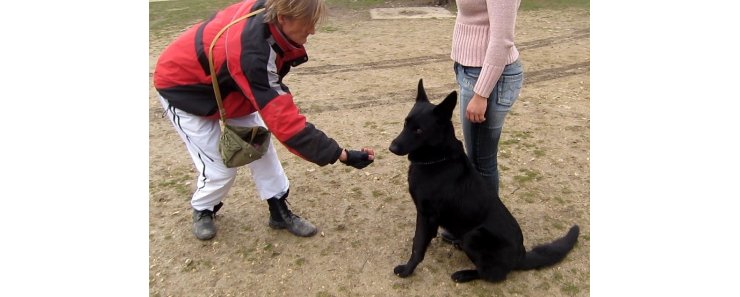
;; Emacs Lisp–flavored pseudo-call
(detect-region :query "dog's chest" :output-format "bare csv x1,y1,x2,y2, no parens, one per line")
407,163,466,202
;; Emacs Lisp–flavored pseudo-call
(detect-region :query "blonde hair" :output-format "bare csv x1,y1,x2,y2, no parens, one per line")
264,0,328,26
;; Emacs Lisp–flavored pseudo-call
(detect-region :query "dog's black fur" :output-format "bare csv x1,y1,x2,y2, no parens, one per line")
388,79,580,283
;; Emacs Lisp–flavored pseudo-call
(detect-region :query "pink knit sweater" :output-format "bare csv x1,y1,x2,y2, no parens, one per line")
451,0,520,97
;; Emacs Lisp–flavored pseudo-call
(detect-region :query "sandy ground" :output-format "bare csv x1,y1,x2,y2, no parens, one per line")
149,5,590,297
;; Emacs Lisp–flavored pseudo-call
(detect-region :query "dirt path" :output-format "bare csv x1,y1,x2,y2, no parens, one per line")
149,6,590,297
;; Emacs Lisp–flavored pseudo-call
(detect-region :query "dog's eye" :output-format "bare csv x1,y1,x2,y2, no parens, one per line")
415,128,423,135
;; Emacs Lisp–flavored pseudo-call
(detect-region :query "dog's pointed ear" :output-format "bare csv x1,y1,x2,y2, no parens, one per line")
416,79,429,102
434,91,458,119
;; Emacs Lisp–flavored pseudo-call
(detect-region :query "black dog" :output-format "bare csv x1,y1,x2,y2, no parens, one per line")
388,79,579,283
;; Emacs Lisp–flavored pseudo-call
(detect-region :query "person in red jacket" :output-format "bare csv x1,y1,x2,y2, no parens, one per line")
154,0,375,240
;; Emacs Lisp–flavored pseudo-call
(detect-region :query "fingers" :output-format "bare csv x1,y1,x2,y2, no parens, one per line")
466,111,485,123
361,147,376,160
467,94,488,123
466,100,487,123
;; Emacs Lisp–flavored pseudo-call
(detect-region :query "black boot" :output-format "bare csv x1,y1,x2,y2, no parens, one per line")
266,190,317,237
192,202,223,240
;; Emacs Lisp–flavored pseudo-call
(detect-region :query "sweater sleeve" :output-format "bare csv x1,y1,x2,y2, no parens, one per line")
474,0,520,97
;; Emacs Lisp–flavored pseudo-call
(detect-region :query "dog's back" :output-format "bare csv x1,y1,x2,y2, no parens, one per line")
390,79,579,283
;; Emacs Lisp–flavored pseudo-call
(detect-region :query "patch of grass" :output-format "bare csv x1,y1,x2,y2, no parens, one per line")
509,130,533,140
238,247,255,258
320,247,331,256
155,169,193,197
536,280,552,290
350,187,362,198
307,104,327,113
150,0,588,40
492,287,505,296
552,221,565,231
470,282,492,297
294,257,306,266
372,190,384,198
507,283,526,295
534,148,546,157
500,133,535,149
320,25,340,33
514,168,540,184
391,281,409,290
326,0,386,10
561,282,580,295
519,0,590,11
150,0,236,39
316,291,335,297
552,271,564,282
520,191,536,203
554,196,566,205
499,138,520,146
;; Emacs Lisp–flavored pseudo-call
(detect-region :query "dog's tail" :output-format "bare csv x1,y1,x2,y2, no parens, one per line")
516,225,580,270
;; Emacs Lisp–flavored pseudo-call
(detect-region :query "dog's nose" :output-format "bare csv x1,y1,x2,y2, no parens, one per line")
389,141,402,155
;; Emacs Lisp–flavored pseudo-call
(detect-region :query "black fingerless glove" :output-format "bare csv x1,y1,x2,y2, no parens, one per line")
340,149,373,169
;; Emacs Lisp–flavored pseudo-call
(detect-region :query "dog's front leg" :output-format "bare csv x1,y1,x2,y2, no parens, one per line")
394,212,438,277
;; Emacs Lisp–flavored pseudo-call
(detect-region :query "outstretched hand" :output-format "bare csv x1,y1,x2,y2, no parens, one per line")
340,148,375,169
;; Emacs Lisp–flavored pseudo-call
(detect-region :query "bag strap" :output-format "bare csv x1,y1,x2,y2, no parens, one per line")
207,8,266,126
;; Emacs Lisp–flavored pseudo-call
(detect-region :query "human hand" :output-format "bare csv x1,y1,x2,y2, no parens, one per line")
340,148,375,169
466,93,488,123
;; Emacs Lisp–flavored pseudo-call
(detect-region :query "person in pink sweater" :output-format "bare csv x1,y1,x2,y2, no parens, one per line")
441,0,524,245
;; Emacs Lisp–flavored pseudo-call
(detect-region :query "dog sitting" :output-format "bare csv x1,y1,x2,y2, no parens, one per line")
388,79,579,283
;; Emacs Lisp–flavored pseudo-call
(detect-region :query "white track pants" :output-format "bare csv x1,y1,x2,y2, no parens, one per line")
159,95,289,211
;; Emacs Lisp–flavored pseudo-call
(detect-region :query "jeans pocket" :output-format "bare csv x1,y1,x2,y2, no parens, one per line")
496,72,523,107
462,65,481,78
460,66,481,90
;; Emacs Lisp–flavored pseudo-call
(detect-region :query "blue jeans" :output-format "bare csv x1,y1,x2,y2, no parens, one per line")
454,59,524,195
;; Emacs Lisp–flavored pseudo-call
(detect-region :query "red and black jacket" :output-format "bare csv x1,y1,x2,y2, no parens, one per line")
154,0,342,166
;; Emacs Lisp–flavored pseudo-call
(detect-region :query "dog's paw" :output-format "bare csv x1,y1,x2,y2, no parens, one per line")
394,264,413,277
451,270,479,283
